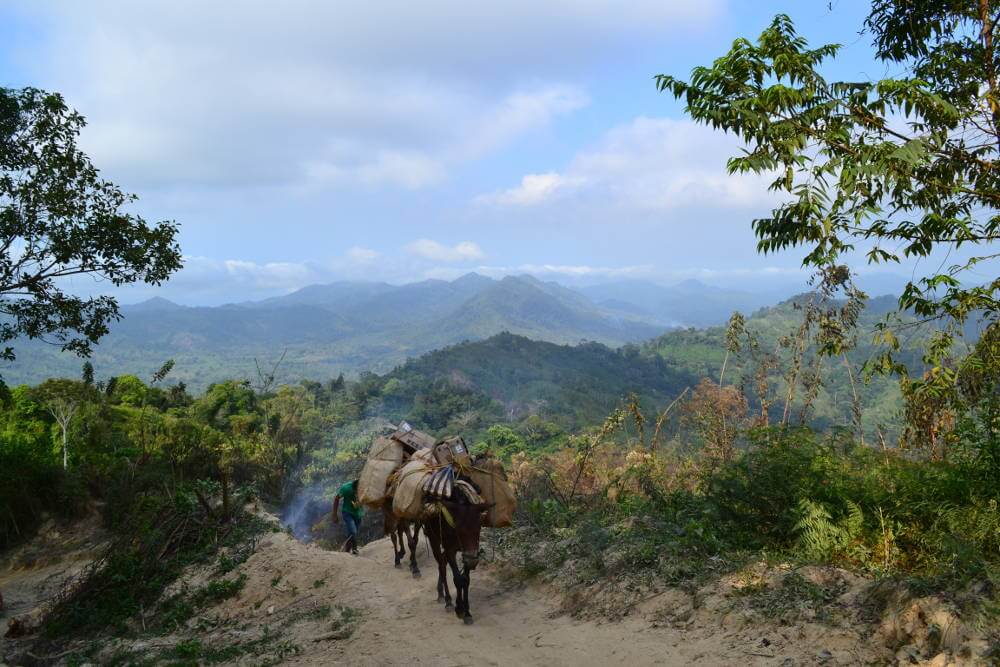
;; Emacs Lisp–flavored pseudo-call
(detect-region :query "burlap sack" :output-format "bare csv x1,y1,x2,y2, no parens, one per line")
357,436,404,508
468,458,516,528
391,448,437,519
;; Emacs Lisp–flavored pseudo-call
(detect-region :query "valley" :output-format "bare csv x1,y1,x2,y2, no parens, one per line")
3,274,775,389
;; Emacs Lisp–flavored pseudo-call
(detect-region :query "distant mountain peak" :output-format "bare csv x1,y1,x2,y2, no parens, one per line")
452,272,494,285
127,296,183,310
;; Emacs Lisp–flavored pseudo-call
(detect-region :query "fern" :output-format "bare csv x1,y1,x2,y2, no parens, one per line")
844,500,864,536
794,498,868,563
794,499,840,560
927,499,1000,574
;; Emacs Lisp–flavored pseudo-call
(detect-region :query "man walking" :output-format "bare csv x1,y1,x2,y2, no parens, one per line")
332,479,363,555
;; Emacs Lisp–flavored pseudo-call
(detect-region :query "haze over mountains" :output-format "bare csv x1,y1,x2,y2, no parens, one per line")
6,273,790,388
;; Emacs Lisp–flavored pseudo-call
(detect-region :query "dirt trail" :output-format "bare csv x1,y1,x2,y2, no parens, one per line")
0,527,903,665
4,521,987,665
302,537,699,666
227,531,871,666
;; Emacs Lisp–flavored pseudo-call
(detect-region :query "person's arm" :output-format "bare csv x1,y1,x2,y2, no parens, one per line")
332,494,341,523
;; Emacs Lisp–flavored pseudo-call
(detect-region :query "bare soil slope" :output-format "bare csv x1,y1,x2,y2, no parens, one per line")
0,513,107,631
3,519,993,665
170,530,880,666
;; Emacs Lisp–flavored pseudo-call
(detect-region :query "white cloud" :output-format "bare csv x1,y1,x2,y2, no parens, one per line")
498,264,653,278
479,117,779,211
422,263,654,281
346,247,380,265
17,1,719,191
546,265,645,277
454,87,589,161
303,150,448,190
214,258,317,290
156,248,385,299
406,240,486,263
476,172,578,206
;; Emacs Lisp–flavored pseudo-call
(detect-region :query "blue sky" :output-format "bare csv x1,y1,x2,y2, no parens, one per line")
1,1,906,305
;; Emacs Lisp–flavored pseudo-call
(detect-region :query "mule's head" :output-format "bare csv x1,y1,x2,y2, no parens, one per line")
442,500,492,570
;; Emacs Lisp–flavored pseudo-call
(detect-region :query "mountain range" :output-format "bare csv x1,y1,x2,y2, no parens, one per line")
2,273,849,389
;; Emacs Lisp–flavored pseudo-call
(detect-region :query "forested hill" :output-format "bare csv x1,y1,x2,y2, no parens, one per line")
641,294,918,434
373,293,919,440
3,274,768,389
378,332,694,431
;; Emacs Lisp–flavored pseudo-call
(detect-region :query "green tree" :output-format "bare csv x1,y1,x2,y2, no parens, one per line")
193,380,258,432
35,378,86,468
112,375,147,407
483,424,527,459
81,362,94,387
0,87,182,363
656,6,999,390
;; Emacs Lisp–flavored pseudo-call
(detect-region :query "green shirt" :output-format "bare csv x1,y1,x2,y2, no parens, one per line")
338,481,363,520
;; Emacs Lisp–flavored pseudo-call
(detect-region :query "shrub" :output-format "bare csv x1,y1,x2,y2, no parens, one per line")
42,480,266,637
511,423,1000,598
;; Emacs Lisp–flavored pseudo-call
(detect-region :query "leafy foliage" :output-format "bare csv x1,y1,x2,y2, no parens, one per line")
656,11,998,328
644,294,914,438
794,498,867,563
0,87,182,363
510,420,1000,600
42,482,266,638
656,5,1000,453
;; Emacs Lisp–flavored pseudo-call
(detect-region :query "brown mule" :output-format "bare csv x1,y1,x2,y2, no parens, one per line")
422,497,491,624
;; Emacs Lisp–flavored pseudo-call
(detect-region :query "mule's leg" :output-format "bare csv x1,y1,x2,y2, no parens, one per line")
385,511,402,567
389,528,401,567
407,522,421,578
460,566,473,624
446,552,466,620
395,526,408,567
426,524,451,608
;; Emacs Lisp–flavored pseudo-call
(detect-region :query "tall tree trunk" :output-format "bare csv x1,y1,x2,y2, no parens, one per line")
979,0,1000,149
843,353,864,447
62,425,68,469
221,471,231,519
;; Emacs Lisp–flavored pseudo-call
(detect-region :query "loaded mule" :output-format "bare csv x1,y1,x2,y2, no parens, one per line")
358,425,435,577
421,466,492,625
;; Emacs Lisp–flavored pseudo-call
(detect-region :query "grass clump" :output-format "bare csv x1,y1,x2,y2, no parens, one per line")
155,574,248,633
196,574,247,605
281,603,334,628
159,631,300,665
326,605,362,640
736,571,846,623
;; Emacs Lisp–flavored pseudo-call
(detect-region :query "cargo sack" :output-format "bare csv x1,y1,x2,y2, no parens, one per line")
358,436,404,508
433,436,472,469
468,458,516,528
392,448,437,520
391,421,436,453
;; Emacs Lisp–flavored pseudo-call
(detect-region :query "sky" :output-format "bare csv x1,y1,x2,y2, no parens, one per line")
0,0,919,305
